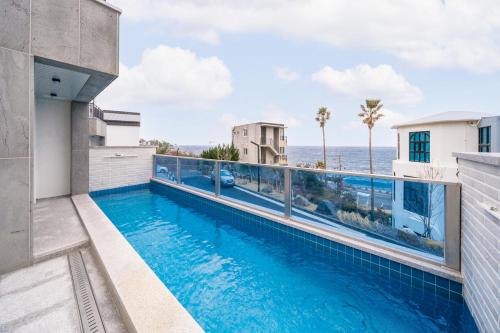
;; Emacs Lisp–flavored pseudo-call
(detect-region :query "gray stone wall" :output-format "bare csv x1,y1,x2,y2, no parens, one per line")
0,0,34,274
0,0,120,273
455,152,500,333
89,147,156,192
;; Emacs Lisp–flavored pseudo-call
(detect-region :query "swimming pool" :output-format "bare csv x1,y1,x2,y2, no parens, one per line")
91,183,477,333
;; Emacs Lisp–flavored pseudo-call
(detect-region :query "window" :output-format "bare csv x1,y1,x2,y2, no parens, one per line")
404,181,429,216
243,148,248,155
479,126,491,152
279,147,285,154
243,129,248,136
409,131,430,163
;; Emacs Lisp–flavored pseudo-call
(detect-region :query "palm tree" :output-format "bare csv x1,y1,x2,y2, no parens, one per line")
315,106,331,169
358,99,384,220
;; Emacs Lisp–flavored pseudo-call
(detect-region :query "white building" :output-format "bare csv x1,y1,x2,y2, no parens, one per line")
232,122,288,165
391,111,497,182
390,111,499,240
89,103,141,146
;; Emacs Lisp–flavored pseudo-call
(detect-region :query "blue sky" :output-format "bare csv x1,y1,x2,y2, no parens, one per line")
97,0,500,147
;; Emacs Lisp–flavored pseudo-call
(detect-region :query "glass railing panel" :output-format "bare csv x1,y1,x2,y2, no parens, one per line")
219,162,285,215
179,158,216,194
154,155,178,183
290,169,445,257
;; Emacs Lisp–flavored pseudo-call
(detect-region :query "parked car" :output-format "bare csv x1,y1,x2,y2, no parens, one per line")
210,169,235,187
157,165,169,174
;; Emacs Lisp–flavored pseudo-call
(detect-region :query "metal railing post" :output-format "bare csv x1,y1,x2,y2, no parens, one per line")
176,157,181,184
444,183,461,271
215,161,221,196
284,168,292,218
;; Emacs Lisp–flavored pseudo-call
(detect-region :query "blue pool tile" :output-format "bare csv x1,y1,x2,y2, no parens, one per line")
436,276,450,289
401,264,412,276
450,291,464,304
353,248,362,258
450,280,462,294
379,257,390,268
436,286,449,299
424,282,436,293
390,261,401,272
411,268,424,280
361,251,371,261
424,272,436,284
370,254,380,265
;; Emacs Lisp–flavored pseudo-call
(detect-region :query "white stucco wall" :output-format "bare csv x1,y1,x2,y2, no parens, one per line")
35,98,71,199
105,125,140,146
394,121,479,181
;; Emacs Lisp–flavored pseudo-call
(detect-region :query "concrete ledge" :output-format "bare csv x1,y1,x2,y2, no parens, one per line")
152,178,463,282
453,152,500,166
71,194,204,333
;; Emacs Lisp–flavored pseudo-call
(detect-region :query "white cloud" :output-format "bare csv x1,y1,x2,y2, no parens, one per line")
113,0,500,73
273,67,299,81
312,64,423,105
96,45,232,109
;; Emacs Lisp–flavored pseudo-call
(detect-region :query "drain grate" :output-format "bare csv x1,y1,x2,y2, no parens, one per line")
68,251,106,333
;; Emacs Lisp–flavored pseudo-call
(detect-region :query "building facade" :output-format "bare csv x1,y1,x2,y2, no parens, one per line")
0,0,120,273
392,112,499,181
390,111,499,240
89,103,141,146
232,122,287,165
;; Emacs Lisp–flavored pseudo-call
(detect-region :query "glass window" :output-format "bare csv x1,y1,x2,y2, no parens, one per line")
243,128,248,136
479,126,491,152
409,131,430,163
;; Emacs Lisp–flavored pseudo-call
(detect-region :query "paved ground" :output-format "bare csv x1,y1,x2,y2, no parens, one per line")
1,197,126,333
33,197,88,262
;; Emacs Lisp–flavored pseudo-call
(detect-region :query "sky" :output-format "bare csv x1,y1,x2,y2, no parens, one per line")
96,0,500,147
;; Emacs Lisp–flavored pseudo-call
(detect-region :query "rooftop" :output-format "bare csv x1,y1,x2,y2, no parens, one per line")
391,111,497,129
233,122,285,128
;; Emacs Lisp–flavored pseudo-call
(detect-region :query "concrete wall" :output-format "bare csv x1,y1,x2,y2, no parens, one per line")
105,125,140,146
454,152,499,333
89,147,156,191
35,99,71,199
31,0,120,75
0,0,120,274
71,102,90,195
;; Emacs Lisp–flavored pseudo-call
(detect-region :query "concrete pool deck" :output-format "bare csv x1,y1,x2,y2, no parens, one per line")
33,197,89,262
1,197,127,333
0,249,126,333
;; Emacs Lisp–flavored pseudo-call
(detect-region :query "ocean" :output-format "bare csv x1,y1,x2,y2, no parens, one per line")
179,145,397,175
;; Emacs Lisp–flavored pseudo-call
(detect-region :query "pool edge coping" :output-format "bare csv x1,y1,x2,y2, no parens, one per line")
71,194,204,333
151,178,463,283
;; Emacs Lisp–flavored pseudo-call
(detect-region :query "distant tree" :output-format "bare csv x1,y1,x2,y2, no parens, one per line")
315,106,331,169
315,160,326,169
200,144,240,161
358,99,384,220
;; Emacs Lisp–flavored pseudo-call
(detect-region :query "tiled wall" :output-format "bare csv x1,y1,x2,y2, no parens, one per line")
89,147,155,191
455,153,500,333
149,180,465,303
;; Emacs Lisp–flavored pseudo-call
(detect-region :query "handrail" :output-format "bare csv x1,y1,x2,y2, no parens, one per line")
153,154,459,186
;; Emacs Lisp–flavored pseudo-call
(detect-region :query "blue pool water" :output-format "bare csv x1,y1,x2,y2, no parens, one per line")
92,185,477,333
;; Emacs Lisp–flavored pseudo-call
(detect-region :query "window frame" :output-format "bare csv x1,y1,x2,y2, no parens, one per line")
478,126,491,152
409,131,430,163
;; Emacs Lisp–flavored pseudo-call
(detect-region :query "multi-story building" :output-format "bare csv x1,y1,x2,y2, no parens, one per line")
89,103,141,146
232,122,287,165
390,111,499,239
391,111,499,182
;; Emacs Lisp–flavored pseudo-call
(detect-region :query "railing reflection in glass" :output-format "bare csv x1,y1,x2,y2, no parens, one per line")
219,162,284,214
154,155,178,183
179,158,216,194
290,169,445,257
